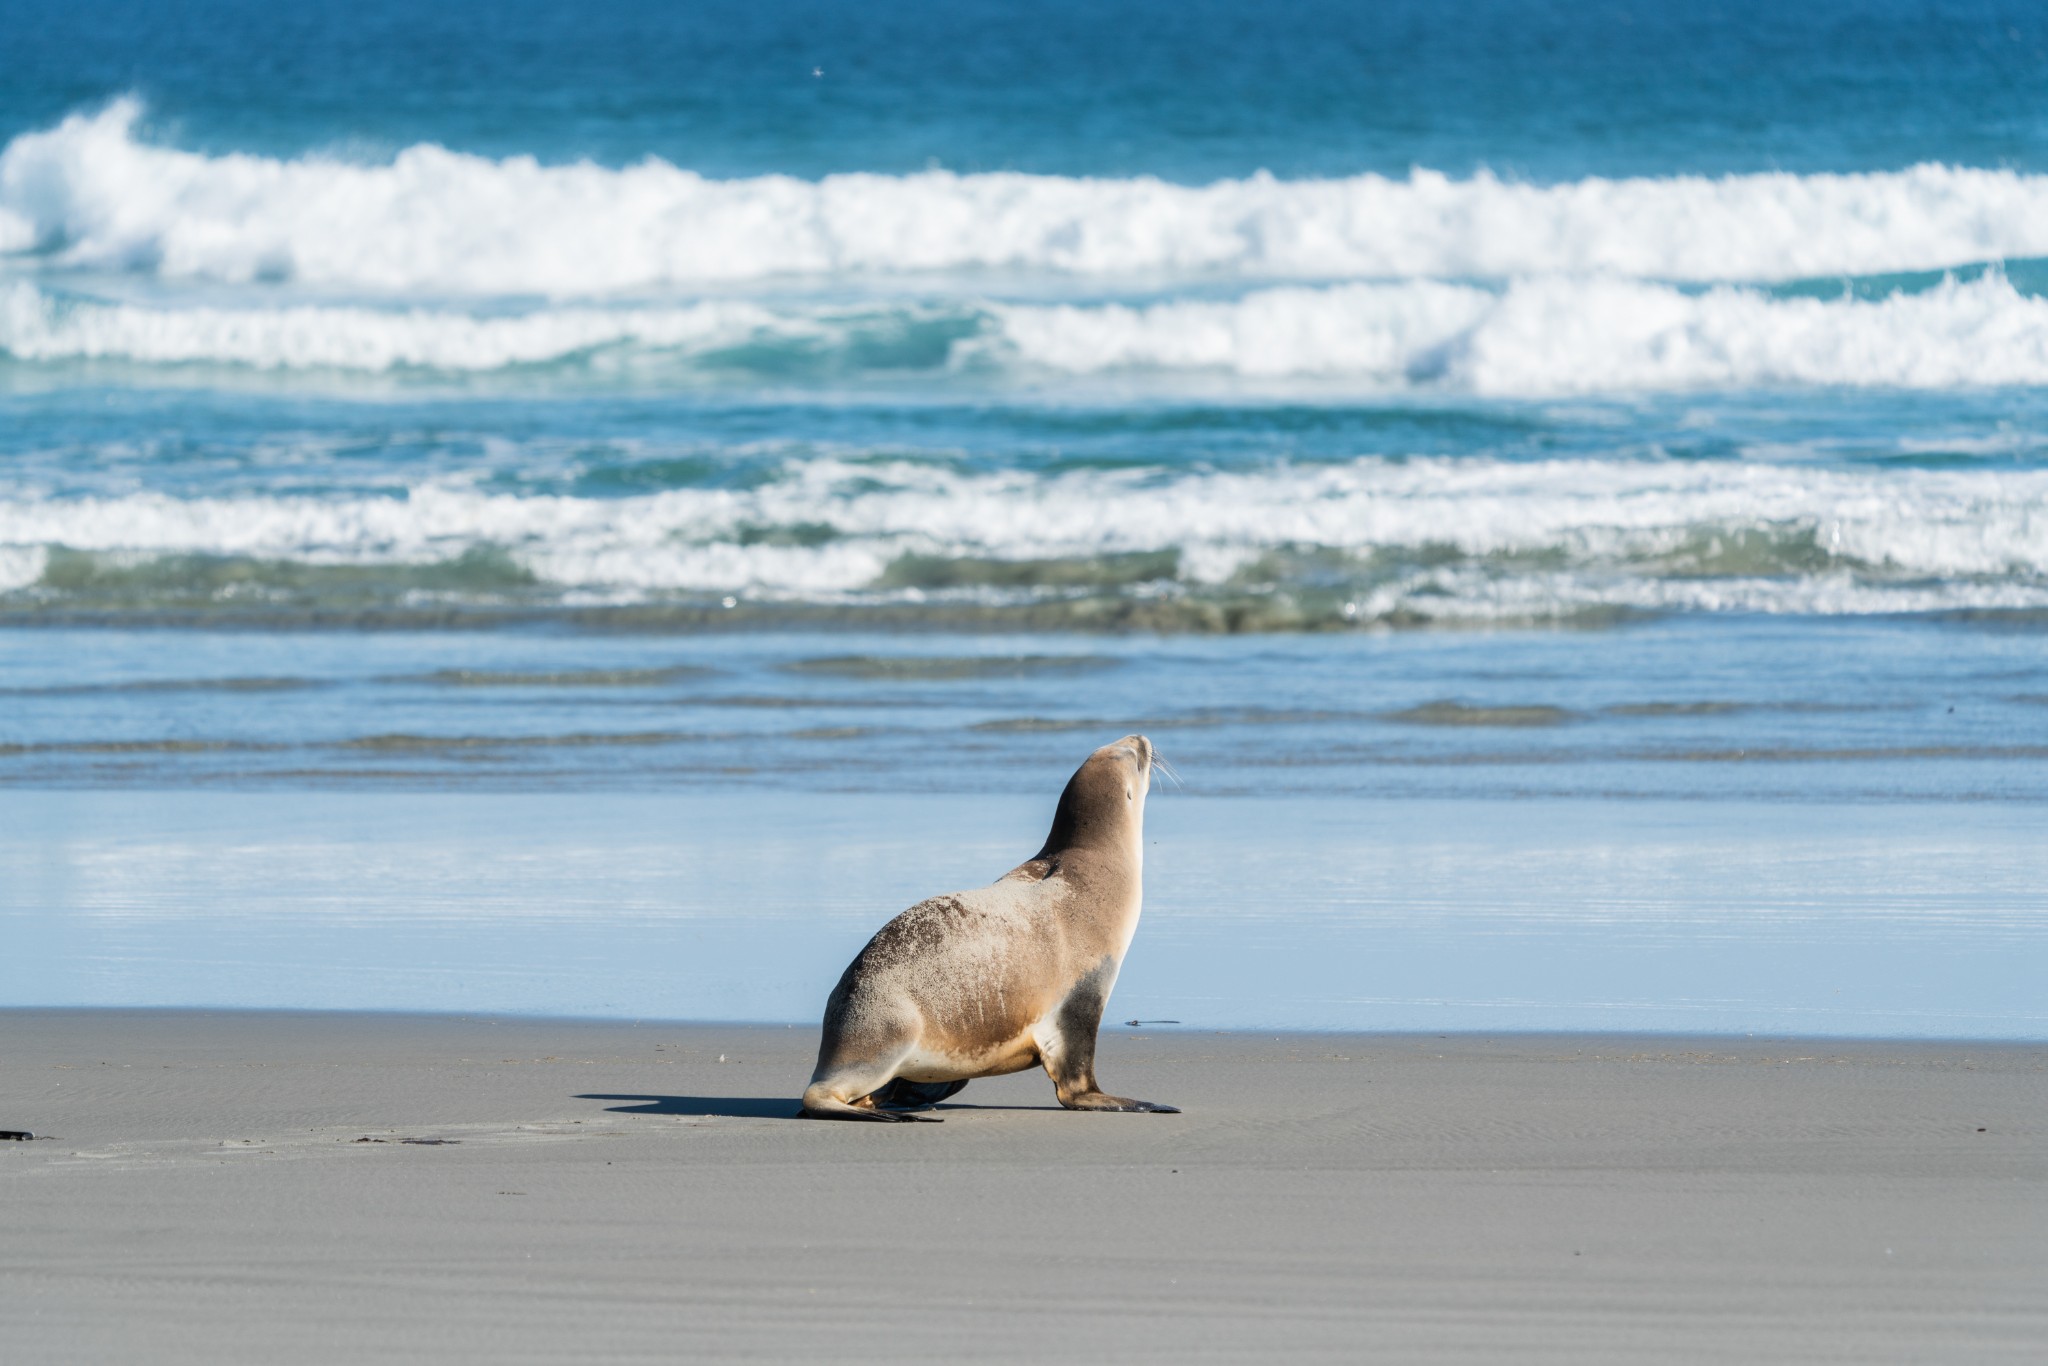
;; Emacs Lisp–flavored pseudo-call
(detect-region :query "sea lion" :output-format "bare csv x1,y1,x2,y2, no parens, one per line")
800,734,1177,1122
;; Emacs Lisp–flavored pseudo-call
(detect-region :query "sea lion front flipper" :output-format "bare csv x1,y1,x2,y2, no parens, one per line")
1039,961,1180,1114
1057,1091,1180,1113
870,1078,969,1111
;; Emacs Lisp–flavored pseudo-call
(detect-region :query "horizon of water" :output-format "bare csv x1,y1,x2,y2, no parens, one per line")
2,0,2044,1038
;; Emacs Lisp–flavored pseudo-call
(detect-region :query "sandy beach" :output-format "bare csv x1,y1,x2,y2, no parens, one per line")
3,1010,2042,1363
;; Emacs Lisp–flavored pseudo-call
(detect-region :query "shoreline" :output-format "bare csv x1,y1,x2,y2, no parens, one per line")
6,1009,2043,1362
9,1003,2048,1046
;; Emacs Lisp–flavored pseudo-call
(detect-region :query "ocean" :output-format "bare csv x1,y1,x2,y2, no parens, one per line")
2,0,2044,1036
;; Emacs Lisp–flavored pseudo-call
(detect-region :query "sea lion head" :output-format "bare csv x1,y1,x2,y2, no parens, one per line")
1036,734,1152,856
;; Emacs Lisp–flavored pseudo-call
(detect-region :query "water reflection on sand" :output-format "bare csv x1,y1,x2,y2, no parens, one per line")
5,791,2042,1039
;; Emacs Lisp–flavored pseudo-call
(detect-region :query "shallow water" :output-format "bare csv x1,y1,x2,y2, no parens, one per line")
4,612,2044,1038
2,618,2043,801
5,790,2042,1038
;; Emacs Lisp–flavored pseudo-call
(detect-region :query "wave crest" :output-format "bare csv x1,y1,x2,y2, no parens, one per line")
8,100,2048,294
988,273,2048,393
8,274,2048,396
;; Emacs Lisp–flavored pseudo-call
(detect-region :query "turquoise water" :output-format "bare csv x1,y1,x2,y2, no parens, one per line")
1,0,2044,1034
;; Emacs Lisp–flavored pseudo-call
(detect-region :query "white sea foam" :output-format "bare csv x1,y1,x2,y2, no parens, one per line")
0,283,781,370
8,273,2048,395
8,100,2048,294
0,543,48,593
988,273,2048,393
4,457,2044,618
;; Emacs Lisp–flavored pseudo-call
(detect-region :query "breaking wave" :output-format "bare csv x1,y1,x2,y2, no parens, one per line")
4,456,2045,623
7,273,2048,395
8,100,2048,294
988,274,2048,392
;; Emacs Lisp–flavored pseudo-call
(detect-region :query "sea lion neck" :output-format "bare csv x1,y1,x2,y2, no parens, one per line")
1032,776,1109,858
1030,739,1148,861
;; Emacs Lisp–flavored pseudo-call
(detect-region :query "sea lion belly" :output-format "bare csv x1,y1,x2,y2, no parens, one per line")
895,1030,1044,1084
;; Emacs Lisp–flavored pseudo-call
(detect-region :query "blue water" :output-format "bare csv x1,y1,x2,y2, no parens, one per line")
0,620,2043,801
8,0,2048,178
0,0,2043,1035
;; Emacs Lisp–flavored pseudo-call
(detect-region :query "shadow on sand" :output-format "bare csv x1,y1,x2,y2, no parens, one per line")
577,1093,801,1119
576,1093,1067,1119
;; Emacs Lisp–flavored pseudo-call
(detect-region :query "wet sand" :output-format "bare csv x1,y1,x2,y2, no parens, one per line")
3,1010,2043,1363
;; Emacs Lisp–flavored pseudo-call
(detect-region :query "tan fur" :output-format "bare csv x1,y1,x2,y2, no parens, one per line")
800,735,1177,1121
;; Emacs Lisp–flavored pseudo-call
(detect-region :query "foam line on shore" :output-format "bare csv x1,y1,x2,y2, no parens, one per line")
3,455,2045,617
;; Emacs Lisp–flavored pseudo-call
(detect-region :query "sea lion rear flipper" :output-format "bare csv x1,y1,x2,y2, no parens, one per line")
870,1078,969,1111
800,1099,942,1122
801,1065,949,1121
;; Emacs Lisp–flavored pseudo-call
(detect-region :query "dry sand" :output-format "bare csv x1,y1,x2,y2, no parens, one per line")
2,1010,2043,1363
